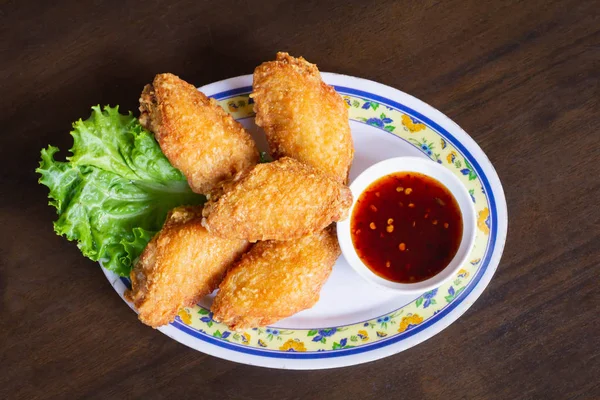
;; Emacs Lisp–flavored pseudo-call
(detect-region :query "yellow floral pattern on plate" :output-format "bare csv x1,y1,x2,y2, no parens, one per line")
279,339,307,352
170,93,493,352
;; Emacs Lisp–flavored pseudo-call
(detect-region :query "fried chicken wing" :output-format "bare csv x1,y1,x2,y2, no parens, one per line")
251,52,354,183
139,73,259,194
211,227,340,330
201,157,352,241
125,206,249,328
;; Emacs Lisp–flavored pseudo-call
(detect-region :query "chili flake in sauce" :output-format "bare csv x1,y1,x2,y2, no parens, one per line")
351,172,463,283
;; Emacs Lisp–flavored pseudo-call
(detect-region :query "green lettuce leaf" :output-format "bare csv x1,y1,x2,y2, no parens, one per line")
37,105,205,276
258,151,272,163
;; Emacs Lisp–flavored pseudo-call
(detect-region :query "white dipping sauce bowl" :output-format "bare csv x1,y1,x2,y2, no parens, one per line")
337,157,477,294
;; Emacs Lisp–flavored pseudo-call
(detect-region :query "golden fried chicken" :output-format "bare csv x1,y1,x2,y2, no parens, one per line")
211,226,340,330
201,157,352,242
139,73,259,194
125,206,249,328
251,52,354,183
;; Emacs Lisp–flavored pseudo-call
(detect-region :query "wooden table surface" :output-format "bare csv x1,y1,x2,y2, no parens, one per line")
2,0,598,398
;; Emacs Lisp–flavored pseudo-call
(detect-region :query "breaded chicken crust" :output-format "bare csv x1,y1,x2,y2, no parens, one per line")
139,73,259,194
251,52,354,183
201,157,352,242
211,226,340,330
125,206,249,328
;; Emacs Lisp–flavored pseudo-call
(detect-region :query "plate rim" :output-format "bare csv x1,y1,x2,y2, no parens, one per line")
103,72,508,369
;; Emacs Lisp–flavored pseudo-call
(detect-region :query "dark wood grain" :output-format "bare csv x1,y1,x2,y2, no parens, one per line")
1,0,599,398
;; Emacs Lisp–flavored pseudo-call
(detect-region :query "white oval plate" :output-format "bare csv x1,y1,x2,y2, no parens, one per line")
103,73,508,370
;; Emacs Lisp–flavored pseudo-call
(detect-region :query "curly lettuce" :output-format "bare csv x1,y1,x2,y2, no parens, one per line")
37,105,205,276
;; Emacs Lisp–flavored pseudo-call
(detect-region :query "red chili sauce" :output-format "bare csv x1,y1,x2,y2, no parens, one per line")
350,172,463,283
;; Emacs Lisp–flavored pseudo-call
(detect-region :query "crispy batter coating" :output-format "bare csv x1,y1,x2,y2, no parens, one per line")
139,73,259,194
201,157,352,242
211,227,340,330
252,52,354,183
125,206,249,328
